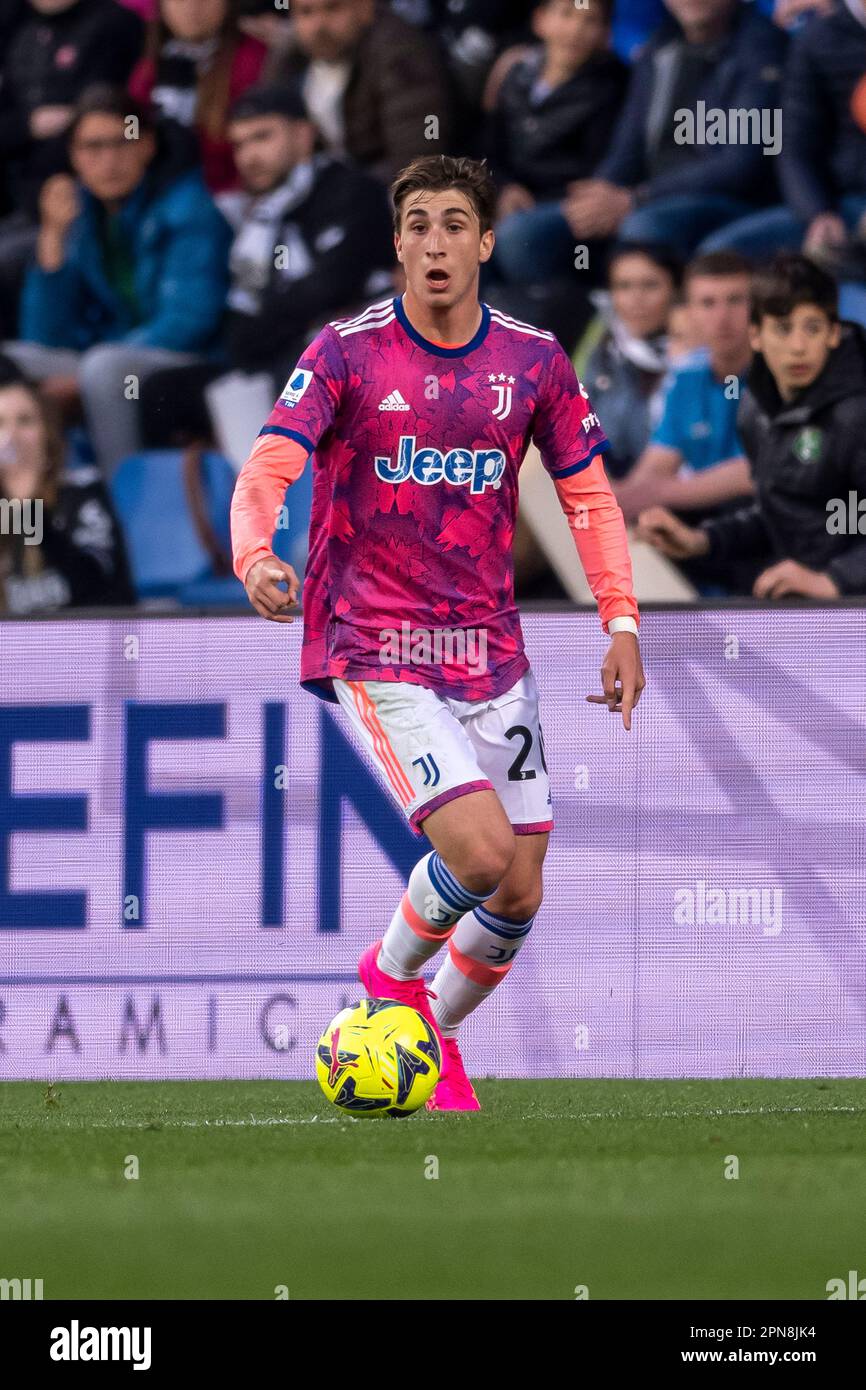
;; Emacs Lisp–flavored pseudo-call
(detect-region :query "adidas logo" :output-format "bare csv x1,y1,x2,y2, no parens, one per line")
379,390,411,412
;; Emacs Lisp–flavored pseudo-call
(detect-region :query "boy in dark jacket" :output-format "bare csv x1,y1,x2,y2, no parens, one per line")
636,254,866,598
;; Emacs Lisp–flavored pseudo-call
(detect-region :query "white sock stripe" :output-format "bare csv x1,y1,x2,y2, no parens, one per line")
473,907,534,939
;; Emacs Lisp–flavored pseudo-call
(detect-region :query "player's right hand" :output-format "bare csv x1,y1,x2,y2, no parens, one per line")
244,555,300,623
635,506,709,560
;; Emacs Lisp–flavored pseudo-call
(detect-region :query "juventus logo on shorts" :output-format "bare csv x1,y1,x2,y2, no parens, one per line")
488,374,516,420
412,753,441,787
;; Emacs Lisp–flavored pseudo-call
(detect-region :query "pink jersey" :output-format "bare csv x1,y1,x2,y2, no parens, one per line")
233,295,637,702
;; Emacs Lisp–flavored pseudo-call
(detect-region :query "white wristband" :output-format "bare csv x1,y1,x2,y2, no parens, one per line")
608,616,639,637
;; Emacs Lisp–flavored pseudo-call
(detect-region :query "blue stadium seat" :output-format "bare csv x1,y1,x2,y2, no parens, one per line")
110,449,244,606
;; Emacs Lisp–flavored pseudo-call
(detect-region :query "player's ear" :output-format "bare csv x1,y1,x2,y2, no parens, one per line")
394,232,404,265
479,229,495,265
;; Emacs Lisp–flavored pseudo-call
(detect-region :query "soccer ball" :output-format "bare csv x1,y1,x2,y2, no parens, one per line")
316,997,441,1118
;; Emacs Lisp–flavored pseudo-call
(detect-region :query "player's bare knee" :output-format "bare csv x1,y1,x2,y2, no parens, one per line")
493,881,543,923
451,826,516,896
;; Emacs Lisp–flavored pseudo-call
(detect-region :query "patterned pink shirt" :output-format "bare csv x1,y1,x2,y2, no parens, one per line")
231,296,638,702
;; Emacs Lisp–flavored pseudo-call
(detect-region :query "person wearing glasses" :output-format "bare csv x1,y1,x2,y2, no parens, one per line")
2,84,232,475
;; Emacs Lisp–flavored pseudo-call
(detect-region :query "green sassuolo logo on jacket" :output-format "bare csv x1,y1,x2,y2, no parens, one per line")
792,427,823,465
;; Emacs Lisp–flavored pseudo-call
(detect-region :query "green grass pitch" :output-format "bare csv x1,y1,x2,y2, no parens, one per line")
2,1079,864,1300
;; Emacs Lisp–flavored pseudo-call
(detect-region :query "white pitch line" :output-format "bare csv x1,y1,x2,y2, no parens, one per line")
9,1103,863,1130
29,1115,343,1129
527,1104,864,1121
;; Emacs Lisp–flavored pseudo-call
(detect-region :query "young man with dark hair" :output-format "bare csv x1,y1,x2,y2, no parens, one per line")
267,0,454,182
637,253,866,598
613,251,755,523
231,154,644,1111
138,83,396,447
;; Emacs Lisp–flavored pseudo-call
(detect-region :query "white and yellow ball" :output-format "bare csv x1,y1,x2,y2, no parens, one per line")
316,997,441,1118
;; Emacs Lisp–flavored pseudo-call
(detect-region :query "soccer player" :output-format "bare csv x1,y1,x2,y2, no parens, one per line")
231,155,645,1111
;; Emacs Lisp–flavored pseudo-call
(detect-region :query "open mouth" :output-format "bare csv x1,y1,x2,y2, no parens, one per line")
426,269,451,292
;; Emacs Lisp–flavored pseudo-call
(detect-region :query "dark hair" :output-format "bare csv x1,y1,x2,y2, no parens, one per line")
391,155,497,235
68,85,154,142
0,352,24,390
683,250,752,286
607,241,682,289
229,83,308,125
750,252,839,324
147,0,242,140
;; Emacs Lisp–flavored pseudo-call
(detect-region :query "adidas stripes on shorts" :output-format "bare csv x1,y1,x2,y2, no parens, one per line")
332,669,554,838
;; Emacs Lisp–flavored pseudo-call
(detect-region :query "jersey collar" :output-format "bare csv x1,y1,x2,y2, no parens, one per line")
393,295,491,357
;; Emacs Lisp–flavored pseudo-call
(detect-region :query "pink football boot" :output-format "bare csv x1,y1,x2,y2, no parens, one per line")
426,1036,481,1112
358,937,444,1049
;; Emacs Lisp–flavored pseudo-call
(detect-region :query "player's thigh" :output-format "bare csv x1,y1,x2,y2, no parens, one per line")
421,788,515,888
459,669,554,835
332,678,516,879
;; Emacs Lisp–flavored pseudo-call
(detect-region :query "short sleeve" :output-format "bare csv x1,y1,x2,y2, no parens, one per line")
532,343,609,479
258,325,347,454
650,371,687,451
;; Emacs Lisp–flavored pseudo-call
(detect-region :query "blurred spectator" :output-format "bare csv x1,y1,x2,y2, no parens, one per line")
572,242,680,478
666,292,699,363
561,0,787,257
266,0,453,182
612,0,666,57
391,0,538,108
129,0,267,194
2,86,231,475
765,0,834,28
139,83,395,445
489,0,628,285
700,1,866,261
613,251,755,522
0,376,134,611
0,0,144,332
637,254,866,598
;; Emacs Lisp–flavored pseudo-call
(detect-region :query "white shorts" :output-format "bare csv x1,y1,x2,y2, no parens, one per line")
332,669,554,839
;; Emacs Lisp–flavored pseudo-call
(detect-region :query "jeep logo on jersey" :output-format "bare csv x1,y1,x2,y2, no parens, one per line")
279,369,313,408
374,436,505,494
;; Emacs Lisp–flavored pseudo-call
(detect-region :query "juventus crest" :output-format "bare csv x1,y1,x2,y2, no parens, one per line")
487,373,516,420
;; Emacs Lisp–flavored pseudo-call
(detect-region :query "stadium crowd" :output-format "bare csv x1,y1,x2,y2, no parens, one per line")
1,0,865,612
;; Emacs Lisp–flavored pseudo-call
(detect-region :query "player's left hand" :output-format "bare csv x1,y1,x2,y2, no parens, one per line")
586,632,646,732
752,559,840,600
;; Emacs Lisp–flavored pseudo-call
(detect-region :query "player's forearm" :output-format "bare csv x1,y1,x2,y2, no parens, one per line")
654,458,754,512
230,433,309,583
553,457,639,630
